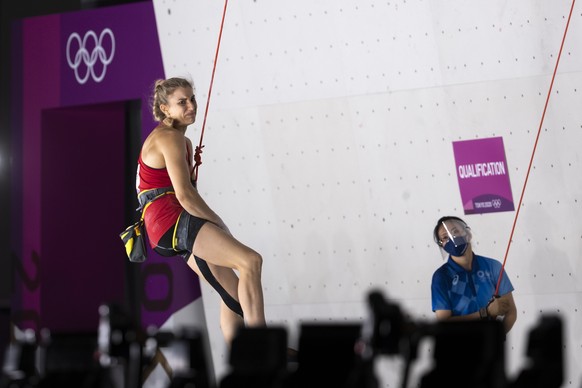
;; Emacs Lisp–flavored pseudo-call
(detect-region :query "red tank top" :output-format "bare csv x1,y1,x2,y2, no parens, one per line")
136,144,194,247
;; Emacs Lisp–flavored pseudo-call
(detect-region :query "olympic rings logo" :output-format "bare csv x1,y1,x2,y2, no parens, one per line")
66,28,115,84
492,198,502,209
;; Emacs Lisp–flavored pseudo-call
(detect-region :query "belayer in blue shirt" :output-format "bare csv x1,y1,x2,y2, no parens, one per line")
431,216,517,333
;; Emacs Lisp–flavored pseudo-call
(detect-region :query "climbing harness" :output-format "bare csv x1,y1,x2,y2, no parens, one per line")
135,187,244,317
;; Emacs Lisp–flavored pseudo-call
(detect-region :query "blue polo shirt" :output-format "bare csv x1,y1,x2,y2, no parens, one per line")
431,254,514,316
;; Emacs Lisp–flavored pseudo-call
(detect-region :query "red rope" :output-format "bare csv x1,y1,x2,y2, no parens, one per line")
494,0,576,295
193,0,229,184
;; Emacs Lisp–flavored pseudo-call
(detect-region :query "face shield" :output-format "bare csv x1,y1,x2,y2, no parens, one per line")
437,219,472,258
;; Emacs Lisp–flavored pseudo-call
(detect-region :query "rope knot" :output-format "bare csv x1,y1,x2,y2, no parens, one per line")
194,144,205,167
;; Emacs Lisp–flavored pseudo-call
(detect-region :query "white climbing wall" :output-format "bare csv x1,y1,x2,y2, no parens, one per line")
153,0,582,385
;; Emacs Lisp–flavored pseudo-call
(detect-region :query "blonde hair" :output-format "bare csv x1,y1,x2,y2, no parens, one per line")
151,77,194,122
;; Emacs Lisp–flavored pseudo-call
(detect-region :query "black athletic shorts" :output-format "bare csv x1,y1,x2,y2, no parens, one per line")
154,210,245,317
154,210,207,261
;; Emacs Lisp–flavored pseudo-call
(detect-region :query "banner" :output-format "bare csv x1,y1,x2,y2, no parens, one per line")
452,137,515,215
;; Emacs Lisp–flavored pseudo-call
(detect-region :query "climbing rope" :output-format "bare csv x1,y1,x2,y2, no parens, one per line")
193,0,229,184
494,0,576,295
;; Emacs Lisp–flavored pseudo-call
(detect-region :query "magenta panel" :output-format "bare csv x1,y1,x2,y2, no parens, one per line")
14,2,204,333
18,14,61,330
453,137,515,215
40,104,126,332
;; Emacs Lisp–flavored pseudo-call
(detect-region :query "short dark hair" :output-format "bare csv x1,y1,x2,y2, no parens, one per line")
433,216,468,245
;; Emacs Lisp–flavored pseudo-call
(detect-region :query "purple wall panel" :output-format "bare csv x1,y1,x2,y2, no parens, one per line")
40,104,126,332
14,2,204,333
18,15,61,330
10,20,24,314
60,3,162,108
